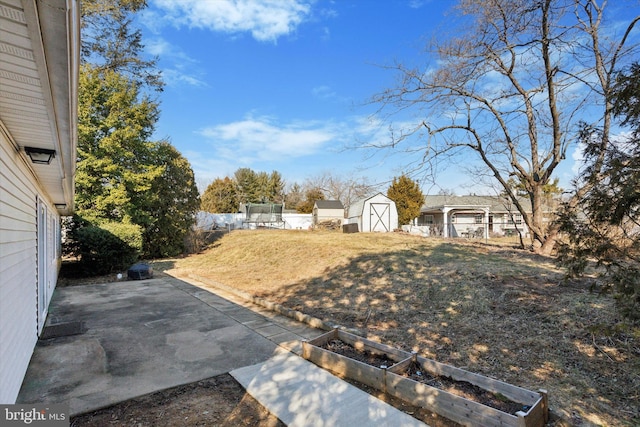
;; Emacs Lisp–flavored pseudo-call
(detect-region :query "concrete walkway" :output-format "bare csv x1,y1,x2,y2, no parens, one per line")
232,351,426,427
17,275,426,426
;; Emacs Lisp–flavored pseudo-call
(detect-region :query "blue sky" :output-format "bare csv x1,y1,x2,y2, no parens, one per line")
136,0,637,195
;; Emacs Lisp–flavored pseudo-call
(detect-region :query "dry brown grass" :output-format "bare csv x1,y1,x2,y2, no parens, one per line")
161,230,639,426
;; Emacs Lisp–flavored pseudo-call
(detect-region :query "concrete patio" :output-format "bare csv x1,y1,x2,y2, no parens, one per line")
17,275,427,426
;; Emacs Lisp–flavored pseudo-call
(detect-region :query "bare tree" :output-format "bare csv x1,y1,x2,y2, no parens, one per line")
372,0,639,254
305,172,374,209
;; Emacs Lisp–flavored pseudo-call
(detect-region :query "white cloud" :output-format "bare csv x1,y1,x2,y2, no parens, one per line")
311,85,337,100
571,142,585,176
145,38,207,87
189,114,420,188
150,0,312,42
162,69,207,87
199,115,339,163
408,0,431,8
146,38,173,57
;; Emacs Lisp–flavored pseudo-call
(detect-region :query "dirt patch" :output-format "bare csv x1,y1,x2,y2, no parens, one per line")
70,374,284,427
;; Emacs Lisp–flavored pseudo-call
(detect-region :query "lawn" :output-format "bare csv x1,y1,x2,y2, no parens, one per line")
163,229,639,426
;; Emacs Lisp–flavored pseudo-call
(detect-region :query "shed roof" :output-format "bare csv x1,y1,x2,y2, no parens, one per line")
315,200,344,210
347,193,394,218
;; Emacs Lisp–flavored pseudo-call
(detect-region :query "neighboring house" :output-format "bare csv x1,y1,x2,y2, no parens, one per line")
347,193,398,232
0,0,80,404
417,195,533,238
312,200,344,225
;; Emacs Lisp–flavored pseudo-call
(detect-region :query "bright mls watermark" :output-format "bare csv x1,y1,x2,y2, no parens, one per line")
0,405,68,426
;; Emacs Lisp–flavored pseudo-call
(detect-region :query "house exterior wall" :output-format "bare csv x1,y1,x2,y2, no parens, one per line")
420,195,533,238
448,212,486,238
490,213,529,236
418,211,489,237
0,132,59,403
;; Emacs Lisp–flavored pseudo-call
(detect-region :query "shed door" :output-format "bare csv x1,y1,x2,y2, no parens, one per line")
370,203,390,232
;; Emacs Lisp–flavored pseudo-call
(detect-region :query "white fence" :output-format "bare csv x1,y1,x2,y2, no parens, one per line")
196,212,313,231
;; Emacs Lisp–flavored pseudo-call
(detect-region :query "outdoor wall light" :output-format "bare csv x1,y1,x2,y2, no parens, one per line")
24,147,56,164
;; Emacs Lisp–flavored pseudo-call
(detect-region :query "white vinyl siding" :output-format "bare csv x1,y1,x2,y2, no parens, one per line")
0,0,78,405
0,132,58,403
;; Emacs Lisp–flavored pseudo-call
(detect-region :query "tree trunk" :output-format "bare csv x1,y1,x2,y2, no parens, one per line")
537,224,559,256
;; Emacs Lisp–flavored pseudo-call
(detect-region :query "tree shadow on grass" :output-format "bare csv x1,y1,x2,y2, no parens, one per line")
260,241,636,425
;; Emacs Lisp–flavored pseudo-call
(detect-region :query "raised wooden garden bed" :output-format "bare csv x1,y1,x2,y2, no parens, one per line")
302,329,411,390
302,329,548,427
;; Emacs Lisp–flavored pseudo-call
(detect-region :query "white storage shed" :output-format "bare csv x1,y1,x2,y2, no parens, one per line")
347,193,398,232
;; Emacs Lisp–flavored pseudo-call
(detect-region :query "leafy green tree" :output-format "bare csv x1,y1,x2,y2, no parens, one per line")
76,66,199,258
387,175,424,226
233,168,285,204
76,64,162,224
557,63,640,321
142,141,200,258
541,178,563,212
235,168,260,203
81,0,162,91
267,171,285,203
73,3,200,262
63,216,142,274
503,177,562,212
297,188,325,214
503,178,528,198
201,177,239,213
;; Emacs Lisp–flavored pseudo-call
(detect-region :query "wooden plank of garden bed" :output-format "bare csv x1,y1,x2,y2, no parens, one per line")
386,372,520,427
387,357,414,374
416,355,540,406
302,341,386,391
516,390,548,427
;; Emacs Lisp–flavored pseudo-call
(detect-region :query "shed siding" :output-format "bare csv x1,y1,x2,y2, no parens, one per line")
0,132,55,403
315,208,344,222
347,194,398,233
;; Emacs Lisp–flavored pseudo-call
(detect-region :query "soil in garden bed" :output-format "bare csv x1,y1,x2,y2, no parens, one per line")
320,339,528,419
320,339,396,368
402,362,527,416
319,339,463,426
